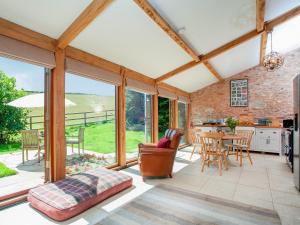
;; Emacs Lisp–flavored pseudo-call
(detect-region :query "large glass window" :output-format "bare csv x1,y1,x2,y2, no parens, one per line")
158,97,170,139
65,74,117,175
178,102,188,144
0,56,46,198
125,89,152,160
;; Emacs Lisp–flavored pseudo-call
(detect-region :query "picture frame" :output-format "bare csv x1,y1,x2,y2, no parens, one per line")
230,79,248,107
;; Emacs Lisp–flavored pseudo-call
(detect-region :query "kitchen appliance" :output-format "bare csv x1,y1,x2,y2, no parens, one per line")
283,119,293,128
293,75,300,190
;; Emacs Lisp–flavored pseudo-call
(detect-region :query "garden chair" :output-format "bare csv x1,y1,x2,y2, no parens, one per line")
21,129,44,164
66,127,85,154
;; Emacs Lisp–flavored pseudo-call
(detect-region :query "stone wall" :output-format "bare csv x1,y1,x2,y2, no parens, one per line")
191,48,300,124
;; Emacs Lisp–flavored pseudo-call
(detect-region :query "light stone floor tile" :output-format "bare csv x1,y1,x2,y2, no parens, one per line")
200,178,237,200
271,190,300,208
233,195,275,210
234,184,273,202
274,203,300,225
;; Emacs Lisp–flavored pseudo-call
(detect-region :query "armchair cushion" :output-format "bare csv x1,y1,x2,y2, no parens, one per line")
157,137,171,148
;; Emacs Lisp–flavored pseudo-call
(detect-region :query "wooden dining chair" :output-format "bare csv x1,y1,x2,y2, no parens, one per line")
227,130,254,166
200,132,227,176
189,128,202,160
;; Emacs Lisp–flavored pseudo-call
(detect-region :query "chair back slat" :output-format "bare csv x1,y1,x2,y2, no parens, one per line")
21,130,39,148
200,132,224,154
78,127,85,142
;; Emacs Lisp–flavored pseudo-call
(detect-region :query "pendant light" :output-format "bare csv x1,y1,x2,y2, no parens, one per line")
263,31,284,71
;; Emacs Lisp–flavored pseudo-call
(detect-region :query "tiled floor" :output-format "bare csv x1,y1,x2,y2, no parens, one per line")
1,147,300,225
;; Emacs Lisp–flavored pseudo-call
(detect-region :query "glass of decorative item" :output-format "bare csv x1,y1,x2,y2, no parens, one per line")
226,117,239,134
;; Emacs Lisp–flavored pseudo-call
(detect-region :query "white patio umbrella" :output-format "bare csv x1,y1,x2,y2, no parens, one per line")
7,93,76,108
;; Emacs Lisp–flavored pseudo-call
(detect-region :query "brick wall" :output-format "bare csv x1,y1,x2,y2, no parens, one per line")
191,48,300,124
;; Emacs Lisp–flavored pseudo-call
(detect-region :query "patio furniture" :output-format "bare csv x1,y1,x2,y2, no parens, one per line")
138,128,184,178
226,130,254,166
66,127,85,154
21,129,44,163
189,128,202,160
28,168,132,221
200,132,228,176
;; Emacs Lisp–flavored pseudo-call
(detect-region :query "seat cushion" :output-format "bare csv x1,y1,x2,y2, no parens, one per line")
157,137,171,148
28,168,132,221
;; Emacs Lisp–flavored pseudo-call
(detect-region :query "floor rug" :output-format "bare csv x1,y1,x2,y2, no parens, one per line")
97,184,281,225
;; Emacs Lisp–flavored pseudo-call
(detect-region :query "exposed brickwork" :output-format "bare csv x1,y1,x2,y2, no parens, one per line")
191,48,300,124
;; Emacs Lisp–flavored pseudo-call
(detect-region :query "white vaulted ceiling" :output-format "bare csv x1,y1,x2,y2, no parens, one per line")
0,0,92,38
208,36,261,78
70,0,192,78
148,0,256,54
164,64,218,92
0,0,300,93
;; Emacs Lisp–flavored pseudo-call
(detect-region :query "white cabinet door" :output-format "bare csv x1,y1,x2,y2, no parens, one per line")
236,126,256,150
255,128,281,154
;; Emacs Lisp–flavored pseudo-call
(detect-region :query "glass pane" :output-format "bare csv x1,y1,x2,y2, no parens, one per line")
158,97,170,139
65,73,116,175
0,56,45,198
125,89,152,160
178,102,188,144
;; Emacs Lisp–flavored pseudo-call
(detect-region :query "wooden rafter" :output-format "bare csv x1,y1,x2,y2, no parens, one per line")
133,0,223,82
265,5,300,31
133,0,199,61
156,5,300,83
260,31,268,65
0,18,56,51
256,0,265,32
156,29,260,83
203,61,224,82
57,0,113,49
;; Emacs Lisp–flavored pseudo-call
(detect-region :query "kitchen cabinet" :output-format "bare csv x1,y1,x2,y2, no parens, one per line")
255,128,282,154
196,126,282,154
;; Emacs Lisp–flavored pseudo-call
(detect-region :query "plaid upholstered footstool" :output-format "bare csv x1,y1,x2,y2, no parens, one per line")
27,168,132,221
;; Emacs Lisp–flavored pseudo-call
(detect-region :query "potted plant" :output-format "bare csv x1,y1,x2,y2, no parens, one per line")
226,117,239,134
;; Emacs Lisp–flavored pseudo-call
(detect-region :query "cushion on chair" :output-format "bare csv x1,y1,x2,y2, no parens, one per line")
28,168,132,221
157,137,171,148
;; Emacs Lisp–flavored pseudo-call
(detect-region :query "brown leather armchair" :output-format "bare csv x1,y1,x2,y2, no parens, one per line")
138,128,184,178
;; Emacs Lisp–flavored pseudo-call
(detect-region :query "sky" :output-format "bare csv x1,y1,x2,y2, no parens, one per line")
0,56,115,96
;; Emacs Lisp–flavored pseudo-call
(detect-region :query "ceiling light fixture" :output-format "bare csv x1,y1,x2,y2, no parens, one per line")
263,31,284,71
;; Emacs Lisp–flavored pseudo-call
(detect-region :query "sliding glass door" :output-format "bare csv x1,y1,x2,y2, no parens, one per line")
178,101,188,144
158,96,171,139
125,89,152,160
65,73,117,175
0,56,47,198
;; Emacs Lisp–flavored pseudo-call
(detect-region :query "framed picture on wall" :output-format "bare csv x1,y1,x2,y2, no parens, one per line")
230,79,248,107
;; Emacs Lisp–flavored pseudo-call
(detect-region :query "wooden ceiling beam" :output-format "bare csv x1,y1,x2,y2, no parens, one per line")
0,18,56,51
57,0,113,49
133,0,199,62
203,61,224,82
259,31,268,65
156,29,261,83
156,5,300,83
256,0,266,32
265,5,300,31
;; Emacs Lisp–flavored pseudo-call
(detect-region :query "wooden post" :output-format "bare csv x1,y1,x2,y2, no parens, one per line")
50,48,66,182
83,112,87,126
152,94,158,143
117,68,126,167
187,103,192,144
171,99,178,128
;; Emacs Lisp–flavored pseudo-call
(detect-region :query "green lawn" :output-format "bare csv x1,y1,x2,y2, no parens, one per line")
66,122,145,154
0,122,146,156
0,143,21,155
0,162,17,178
